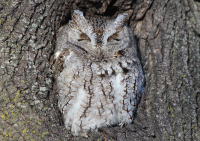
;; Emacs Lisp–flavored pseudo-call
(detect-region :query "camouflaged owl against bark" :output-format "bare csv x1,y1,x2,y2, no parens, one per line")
54,10,145,137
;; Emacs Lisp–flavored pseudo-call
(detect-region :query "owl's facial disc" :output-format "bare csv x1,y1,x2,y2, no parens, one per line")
70,11,130,60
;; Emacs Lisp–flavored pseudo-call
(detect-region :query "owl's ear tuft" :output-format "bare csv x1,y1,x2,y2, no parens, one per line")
114,13,129,28
72,10,87,25
72,10,83,20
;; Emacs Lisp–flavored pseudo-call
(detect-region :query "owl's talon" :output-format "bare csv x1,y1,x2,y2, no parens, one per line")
80,132,89,138
106,122,112,127
119,122,125,128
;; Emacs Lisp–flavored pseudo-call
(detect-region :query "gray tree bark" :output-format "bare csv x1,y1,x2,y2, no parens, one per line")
0,0,199,140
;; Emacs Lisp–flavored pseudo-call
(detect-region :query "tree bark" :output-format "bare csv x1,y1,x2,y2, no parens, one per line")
0,0,199,140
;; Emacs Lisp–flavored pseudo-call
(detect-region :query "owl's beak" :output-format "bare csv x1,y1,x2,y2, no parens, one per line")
97,48,101,58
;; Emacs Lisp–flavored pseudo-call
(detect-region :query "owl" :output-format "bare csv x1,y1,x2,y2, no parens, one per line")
54,10,145,137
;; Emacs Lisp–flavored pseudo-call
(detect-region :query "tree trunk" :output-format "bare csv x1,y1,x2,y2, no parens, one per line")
0,0,199,140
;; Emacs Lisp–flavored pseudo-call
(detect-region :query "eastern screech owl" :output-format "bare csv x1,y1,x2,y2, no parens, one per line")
54,10,144,137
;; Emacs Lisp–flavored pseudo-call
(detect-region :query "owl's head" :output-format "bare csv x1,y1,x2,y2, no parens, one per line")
58,10,135,61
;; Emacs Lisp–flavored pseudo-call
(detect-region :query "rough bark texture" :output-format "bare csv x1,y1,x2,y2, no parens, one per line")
0,0,199,140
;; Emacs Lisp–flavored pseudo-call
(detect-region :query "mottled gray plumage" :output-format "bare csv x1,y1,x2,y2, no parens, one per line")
54,10,144,137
